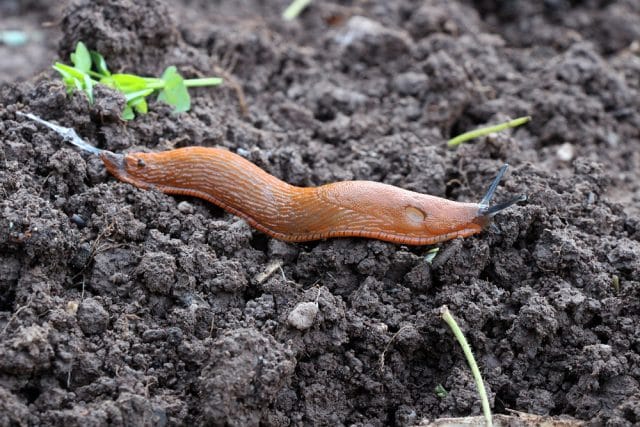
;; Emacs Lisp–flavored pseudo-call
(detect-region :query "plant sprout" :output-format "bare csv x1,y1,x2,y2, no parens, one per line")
440,306,493,427
447,116,531,148
282,0,312,20
434,384,448,399
53,41,223,120
425,247,440,264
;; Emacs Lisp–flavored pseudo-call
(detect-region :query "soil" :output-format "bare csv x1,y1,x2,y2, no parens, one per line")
1,0,639,426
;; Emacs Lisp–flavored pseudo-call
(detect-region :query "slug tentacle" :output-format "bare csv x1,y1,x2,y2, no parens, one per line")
479,163,509,207
481,195,528,217
477,164,526,218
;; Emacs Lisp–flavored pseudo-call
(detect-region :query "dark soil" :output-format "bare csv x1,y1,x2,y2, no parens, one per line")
1,0,640,425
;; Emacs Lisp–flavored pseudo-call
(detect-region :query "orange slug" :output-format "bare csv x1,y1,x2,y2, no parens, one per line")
19,112,526,246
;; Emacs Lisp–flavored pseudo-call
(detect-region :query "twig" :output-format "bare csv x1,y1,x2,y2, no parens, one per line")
0,295,35,337
379,325,412,371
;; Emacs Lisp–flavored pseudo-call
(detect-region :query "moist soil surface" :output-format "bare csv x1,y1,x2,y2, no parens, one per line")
1,0,640,426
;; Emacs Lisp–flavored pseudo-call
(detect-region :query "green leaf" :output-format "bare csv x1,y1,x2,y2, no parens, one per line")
129,97,148,114
53,65,76,93
157,66,190,113
54,62,89,81
52,47,221,120
83,74,94,103
100,73,149,93
62,78,77,95
90,50,111,76
73,77,84,92
53,64,82,95
122,105,135,121
53,62,95,102
123,91,153,119
70,42,91,73
434,384,448,399
124,88,154,102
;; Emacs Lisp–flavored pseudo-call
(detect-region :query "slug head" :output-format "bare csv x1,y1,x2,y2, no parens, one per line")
398,196,490,243
100,150,185,190
355,164,525,245
323,182,493,245
426,163,527,240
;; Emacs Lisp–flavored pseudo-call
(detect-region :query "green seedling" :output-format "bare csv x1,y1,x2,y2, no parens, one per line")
53,41,223,120
447,116,531,148
425,247,440,264
440,306,493,427
612,275,620,294
435,384,448,399
282,0,312,20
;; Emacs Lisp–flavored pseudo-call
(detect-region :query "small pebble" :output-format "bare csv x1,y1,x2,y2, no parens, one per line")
287,301,318,330
167,327,183,346
393,72,428,96
142,329,168,342
66,301,79,315
70,213,86,227
373,322,388,334
177,201,194,214
77,298,109,335
557,142,575,162
0,30,29,46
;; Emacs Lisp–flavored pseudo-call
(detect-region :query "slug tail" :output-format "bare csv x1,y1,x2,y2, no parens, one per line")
16,112,102,155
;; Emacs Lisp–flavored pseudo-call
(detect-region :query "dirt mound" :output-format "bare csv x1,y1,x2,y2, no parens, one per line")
1,0,639,425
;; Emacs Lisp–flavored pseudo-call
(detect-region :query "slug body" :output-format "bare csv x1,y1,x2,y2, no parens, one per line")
101,147,494,245
17,112,524,246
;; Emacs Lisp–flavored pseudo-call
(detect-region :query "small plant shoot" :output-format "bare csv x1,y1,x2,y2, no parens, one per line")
425,247,440,264
447,116,531,148
53,42,223,120
282,0,312,20
434,384,448,399
440,306,493,427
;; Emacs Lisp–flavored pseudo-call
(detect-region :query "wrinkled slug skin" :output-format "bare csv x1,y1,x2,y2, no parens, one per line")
101,147,486,245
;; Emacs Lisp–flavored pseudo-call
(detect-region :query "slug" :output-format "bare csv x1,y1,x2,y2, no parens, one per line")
18,112,526,246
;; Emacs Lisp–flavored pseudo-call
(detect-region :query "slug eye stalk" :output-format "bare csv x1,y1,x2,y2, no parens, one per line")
478,164,526,217
480,194,527,217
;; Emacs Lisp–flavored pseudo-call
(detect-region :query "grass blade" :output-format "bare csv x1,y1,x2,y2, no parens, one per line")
283,0,312,20
440,306,493,427
447,116,530,148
